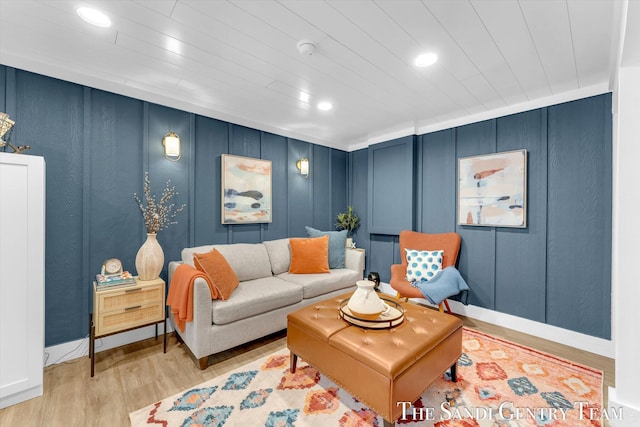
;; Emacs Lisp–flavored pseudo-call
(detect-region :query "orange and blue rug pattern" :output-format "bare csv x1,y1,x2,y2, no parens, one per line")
130,328,603,426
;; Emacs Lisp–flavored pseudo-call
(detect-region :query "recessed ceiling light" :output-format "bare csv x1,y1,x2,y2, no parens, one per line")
299,91,310,103
166,37,181,54
77,7,111,28
414,52,438,68
317,101,332,111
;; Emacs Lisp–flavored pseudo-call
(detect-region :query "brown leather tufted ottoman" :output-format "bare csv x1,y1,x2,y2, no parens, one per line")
287,293,463,427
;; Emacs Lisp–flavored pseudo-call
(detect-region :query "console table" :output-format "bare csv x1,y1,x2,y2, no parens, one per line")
89,277,166,377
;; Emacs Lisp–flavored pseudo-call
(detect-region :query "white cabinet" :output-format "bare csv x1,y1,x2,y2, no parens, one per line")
0,153,45,409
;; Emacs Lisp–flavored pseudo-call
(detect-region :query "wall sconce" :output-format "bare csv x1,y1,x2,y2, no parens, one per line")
296,157,309,178
162,131,181,161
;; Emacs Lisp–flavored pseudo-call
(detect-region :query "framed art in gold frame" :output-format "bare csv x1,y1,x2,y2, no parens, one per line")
221,154,272,224
458,149,527,228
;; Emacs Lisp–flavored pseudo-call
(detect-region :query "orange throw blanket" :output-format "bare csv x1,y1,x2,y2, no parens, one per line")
167,264,217,332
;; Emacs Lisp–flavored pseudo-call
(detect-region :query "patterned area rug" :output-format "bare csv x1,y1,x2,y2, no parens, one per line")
130,328,603,426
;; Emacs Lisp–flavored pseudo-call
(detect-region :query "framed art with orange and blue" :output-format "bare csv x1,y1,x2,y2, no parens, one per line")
221,154,272,224
458,149,527,228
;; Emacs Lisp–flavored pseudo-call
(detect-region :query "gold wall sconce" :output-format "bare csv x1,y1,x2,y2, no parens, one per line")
162,132,181,161
296,157,309,178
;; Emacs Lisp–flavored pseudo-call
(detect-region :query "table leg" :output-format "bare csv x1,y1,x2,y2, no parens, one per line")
383,419,393,427
88,313,92,359
289,352,298,373
450,361,457,382
163,314,167,354
90,317,95,378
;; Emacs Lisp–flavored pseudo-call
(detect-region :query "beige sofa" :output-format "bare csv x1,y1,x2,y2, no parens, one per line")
168,238,365,369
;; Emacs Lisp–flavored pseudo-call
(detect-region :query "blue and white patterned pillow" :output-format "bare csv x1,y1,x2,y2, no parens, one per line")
405,248,444,282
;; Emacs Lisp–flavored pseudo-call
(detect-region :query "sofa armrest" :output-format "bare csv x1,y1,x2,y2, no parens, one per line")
167,260,215,359
345,248,365,278
168,261,182,283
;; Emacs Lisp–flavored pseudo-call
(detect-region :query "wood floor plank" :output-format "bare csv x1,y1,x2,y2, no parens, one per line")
0,314,614,426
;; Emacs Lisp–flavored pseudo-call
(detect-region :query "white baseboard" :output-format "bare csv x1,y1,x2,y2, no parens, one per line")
44,323,174,367
45,286,614,366
378,283,614,358
0,385,43,410
607,387,640,426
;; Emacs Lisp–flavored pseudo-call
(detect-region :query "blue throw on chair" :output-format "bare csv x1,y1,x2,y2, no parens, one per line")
411,267,470,306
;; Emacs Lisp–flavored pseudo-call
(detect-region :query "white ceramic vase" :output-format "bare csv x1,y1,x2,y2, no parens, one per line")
347,280,386,320
135,233,164,281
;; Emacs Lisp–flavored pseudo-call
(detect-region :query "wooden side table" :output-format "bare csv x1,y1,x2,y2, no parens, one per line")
89,277,166,377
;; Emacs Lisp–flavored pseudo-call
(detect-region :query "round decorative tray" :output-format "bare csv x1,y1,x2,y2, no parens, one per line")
339,296,405,329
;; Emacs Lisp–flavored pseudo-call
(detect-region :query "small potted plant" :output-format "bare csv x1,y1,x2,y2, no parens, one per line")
336,206,360,248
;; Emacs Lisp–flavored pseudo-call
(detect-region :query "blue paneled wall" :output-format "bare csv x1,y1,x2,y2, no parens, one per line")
0,66,347,347
0,63,612,344
349,94,612,339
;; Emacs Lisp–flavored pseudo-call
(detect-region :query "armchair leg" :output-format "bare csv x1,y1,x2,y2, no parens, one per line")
444,299,452,313
438,303,444,313
395,292,408,302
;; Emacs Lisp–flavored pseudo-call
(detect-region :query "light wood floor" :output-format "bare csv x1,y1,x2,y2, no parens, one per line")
0,313,614,427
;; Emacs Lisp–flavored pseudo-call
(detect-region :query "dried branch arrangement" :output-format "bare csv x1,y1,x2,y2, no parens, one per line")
134,172,186,234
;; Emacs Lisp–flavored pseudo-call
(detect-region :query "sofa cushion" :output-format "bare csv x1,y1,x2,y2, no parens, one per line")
182,243,272,282
289,236,330,274
263,238,290,275
193,249,239,300
277,268,359,299
211,277,303,325
305,226,347,269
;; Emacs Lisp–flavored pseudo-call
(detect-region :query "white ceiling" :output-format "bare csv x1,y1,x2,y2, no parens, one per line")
0,0,622,151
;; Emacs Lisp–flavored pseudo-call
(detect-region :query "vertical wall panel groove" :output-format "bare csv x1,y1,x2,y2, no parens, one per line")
261,131,289,242
544,107,550,324
415,134,424,232
81,88,91,317
330,149,348,234
349,149,370,271
227,123,233,243
0,66,7,112
5,67,16,115
188,114,196,248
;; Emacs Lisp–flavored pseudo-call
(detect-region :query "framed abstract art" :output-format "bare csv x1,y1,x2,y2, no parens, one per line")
458,149,527,228
221,154,272,224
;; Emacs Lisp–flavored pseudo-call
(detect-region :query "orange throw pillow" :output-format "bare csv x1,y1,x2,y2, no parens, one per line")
193,249,239,300
289,235,330,274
